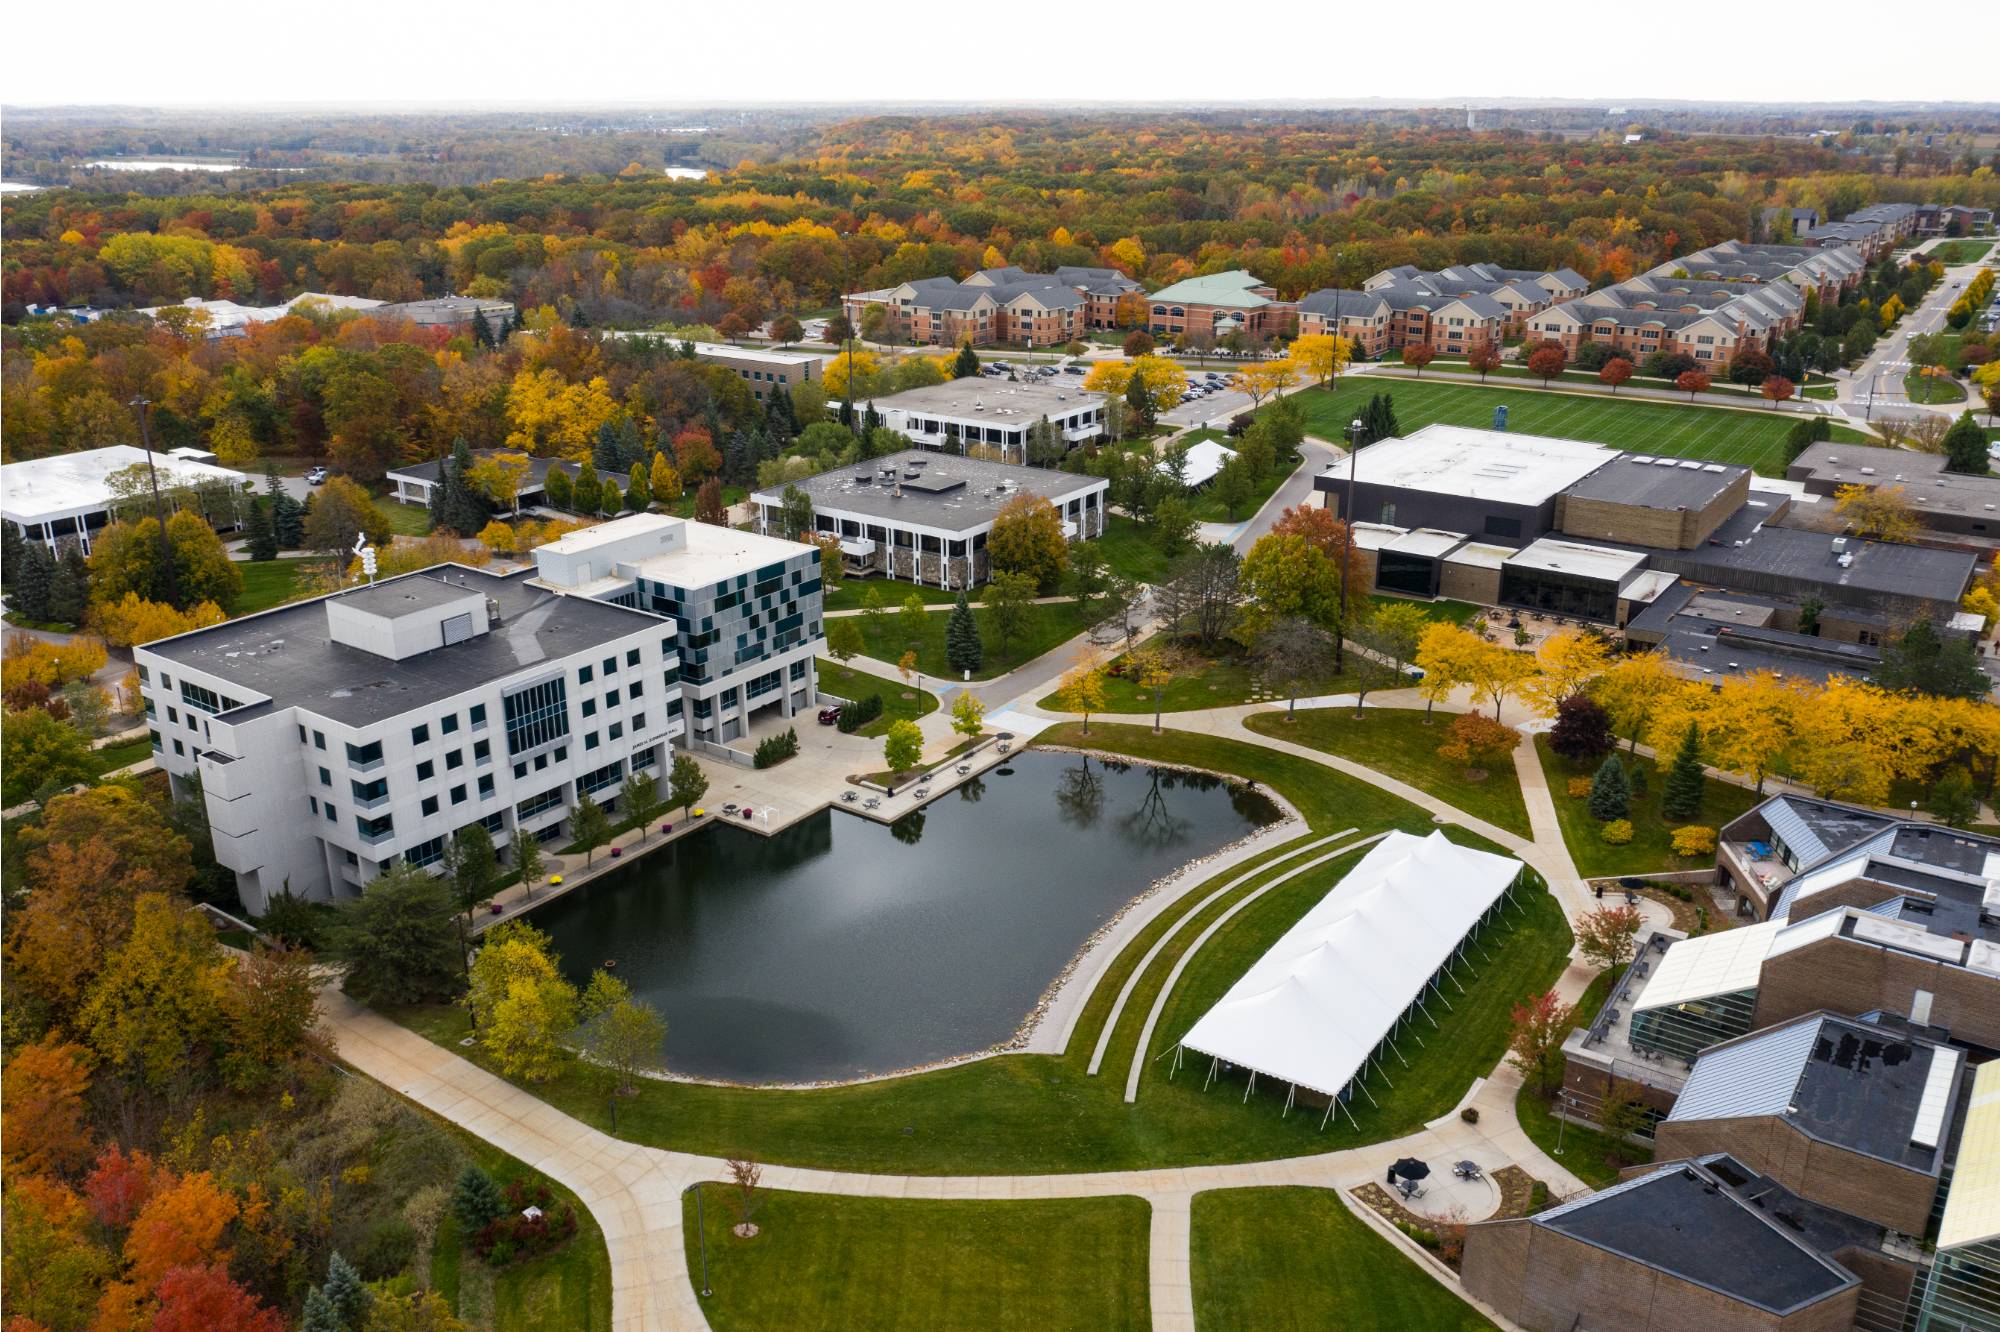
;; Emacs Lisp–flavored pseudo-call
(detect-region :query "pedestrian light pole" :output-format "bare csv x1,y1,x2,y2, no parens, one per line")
1334,416,1364,673
130,396,180,607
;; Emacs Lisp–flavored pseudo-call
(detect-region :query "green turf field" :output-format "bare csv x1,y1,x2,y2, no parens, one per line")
1292,379,1866,476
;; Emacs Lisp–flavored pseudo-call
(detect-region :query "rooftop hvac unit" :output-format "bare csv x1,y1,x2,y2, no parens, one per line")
1832,536,1848,552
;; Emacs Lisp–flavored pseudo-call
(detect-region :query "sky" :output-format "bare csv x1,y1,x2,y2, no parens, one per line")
5,0,1977,108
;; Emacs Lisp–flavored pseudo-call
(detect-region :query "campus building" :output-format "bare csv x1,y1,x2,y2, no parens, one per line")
688,341,822,402
386,449,580,509
1,444,249,553
1144,270,1292,343
1788,441,2000,540
841,266,1142,347
137,292,387,337
1527,274,1808,368
373,295,517,337
530,514,826,747
858,377,1109,461
135,564,684,912
752,449,1108,589
1652,241,1867,304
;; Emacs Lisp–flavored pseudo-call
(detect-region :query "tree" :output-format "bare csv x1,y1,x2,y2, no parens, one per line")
777,484,814,540
10,542,56,620
543,465,574,511
88,512,243,613
1290,332,1352,387
1507,990,1577,1099
1676,368,1711,400
892,593,928,661
244,496,278,560
2,706,93,805
982,570,1038,657
124,1171,239,1291
1399,344,1435,377
150,1265,286,1332
61,678,110,739
1589,753,1632,820
725,1157,766,1238
477,519,517,554
1597,357,1634,394
1122,329,1155,358
1466,343,1504,382
472,924,578,1082
695,476,726,526
1,1038,95,1179
1930,770,1979,828
621,771,666,844
334,863,466,1005
1593,653,1682,754
1237,532,1342,641
827,617,864,663
953,340,980,378
302,476,389,559
670,752,710,819
578,970,668,1094
321,1252,373,1329
1235,357,1300,408
1151,495,1197,554
1436,712,1520,779
221,942,325,1090
1576,905,1644,971
1549,694,1615,763
882,718,924,774
1526,342,1567,385
1055,656,1108,734
625,461,652,511
1760,375,1796,406
988,493,1069,592
1211,457,1255,520
1064,541,1112,617
1872,618,1990,699
1728,348,1776,386
769,314,803,346
509,823,544,889
452,1166,505,1232
950,692,986,740
1662,722,1706,820
77,892,229,1087
569,792,611,865
570,460,602,516
650,452,684,508
1943,411,1991,476
1522,629,1611,717
945,592,983,675
1835,483,1921,541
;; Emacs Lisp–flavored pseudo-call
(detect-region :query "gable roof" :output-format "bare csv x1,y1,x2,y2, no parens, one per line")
1146,270,1275,308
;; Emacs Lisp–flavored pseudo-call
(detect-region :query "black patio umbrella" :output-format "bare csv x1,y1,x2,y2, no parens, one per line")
1390,1157,1431,1181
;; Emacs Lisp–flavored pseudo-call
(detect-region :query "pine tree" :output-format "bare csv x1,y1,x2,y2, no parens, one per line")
954,341,980,378
1588,753,1631,821
764,388,798,441
321,1252,372,1327
1943,412,1990,476
47,547,89,625
1662,722,1706,820
625,462,650,511
616,417,646,472
543,466,573,511
945,592,984,675
452,1166,505,1231
1,520,24,587
591,420,622,474
245,498,278,560
299,1287,343,1332
12,543,53,621
571,461,602,516
271,487,305,549
442,437,490,535
600,478,622,515
863,401,882,434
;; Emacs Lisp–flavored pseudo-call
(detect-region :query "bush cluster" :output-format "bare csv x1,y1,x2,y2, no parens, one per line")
473,1179,578,1267
753,726,800,769
1566,776,1593,799
1599,819,1635,845
836,693,884,733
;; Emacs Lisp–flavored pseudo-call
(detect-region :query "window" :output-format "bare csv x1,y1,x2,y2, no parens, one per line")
578,759,624,796
626,648,640,667
451,784,467,805
514,761,528,779
583,698,597,718
421,795,440,817
603,656,618,676
150,729,162,750
554,746,567,762
179,681,222,715
516,787,564,821
309,796,319,814
297,724,306,743
579,664,593,684
627,681,643,700
631,712,645,731
470,703,487,729
313,731,326,750
604,691,618,711
417,759,435,781
585,731,600,751
609,721,624,741
347,739,384,768
474,738,491,763
441,713,459,734
351,777,389,804
412,723,430,745
356,813,395,842
534,753,548,771
504,678,569,755
446,749,464,770
325,802,337,823
168,706,179,724
319,766,332,787
405,835,446,869
631,747,658,770
478,774,495,798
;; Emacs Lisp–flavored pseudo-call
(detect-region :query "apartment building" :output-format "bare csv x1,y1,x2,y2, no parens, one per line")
1296,283,1508,359
1364,262,1588,332
1655,241,1867,304
688,342,822,403
530,514,826,747
842,265,1141,347
1144,270,1293,342
1527,274,1808,367
136,565,684,911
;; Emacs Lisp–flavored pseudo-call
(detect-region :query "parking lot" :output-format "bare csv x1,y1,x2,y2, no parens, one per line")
1161,373,1253,428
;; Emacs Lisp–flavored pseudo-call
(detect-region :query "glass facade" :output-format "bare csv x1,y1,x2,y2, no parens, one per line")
641,552,820,689
503,677,570,755
1499,566,1619,623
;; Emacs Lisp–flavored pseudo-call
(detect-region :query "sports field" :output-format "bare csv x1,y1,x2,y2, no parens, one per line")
1289,378,1867,475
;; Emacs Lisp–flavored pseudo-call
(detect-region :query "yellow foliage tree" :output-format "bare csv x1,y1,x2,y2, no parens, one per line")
1083,355,1187,414
1591,652,1689,754
1413,621,1483,719
1056,656,1109,735
466,451,532,512
1789,677,1898,805
1,636,109,696
1289,333,1353,387
650,452,683,507
821,349,884,400
1834,484,1921,543
503,370,620,459
1233,358,1301,409
1706,671,1804,794
476,520,517,554
1522,629,1612,716
86,594,226,649
471,925,579,1084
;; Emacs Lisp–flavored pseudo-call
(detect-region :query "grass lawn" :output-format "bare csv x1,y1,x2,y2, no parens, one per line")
1094,514,1176,584
379,501,435,536
1184,448,1302,524
816,658,937,736
85,736,154,779
822,580,962,613
1511,968,1641,1191
1929,239,1994,265
686,1190,1151,1331
1369,593,1480,625
1290,380,1867,476
1905,370,1968,404
660,483,749,520
853,599,1095,680
1534,735,1761,879
1192,1187,1496,1331
1247,707,1531,839
1041,636,1302,714
383,724,1572,1174
235,556,319,615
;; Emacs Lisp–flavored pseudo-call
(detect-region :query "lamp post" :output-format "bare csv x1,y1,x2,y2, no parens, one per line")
129,396,179,607
1334,416,1364,673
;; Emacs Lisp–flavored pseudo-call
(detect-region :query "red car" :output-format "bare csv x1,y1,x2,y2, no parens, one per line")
817,706,842,725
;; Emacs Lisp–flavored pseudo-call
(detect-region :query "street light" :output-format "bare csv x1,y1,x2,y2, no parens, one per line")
129,396,180,607
1334,416,1364,673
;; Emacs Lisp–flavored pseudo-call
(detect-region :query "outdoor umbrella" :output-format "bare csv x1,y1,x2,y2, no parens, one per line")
1390,1157,1430,1181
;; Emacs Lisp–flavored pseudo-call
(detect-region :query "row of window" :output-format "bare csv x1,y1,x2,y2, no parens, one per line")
410,702,486,746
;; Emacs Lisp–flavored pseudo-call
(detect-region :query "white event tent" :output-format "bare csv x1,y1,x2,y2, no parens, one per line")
1178,829,1524,1126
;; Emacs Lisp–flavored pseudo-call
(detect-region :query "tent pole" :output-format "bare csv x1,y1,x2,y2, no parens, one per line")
1388,1033,1411,1068
1171,1045,1183,1079
1243,1071,1257,1104
1446,963,1468,995
1419,996,1441,1029
1283,1084,1296,1118
1338,1095,1360,1129
1204,1056,1218,1090
1429,976,1456,1010
1356,1076,1380,1108
1320,1098,1336,1131
1371,1051,1394,1086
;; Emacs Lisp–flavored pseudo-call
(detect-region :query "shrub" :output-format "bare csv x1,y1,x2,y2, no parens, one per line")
1588,754,1631,821
1599,819,1634,845
1566,777,1593,799
1671,825,1717,858
1460,1107,1480,1125
752,726,800,769
358,1218,417,1280
472,1178,579,1267
836,693,883,733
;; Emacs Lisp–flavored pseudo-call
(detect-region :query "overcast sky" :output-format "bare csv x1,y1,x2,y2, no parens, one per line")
5,0,1977,107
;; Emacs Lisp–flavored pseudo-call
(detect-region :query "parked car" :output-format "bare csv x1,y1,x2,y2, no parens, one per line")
305,466,329,485
817,705,843,726
1062,365,1085,376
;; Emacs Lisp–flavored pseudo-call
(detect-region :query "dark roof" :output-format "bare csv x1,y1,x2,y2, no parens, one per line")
141,566,665,728
386,449,579,490
767,449,1102,531
1790,1018,1954,1170
1297,288,1388,318
1657,524,1975,604
1537,1156,1862,1314
1566,454,1748,511
1653,617,1882,685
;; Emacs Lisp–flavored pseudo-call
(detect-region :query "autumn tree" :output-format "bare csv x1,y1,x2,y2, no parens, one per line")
150,1264,286,1332
1467,343,1504,382
1676,368,1711,400
1591,652,1684,754
1834,483,1921,542
2,706,94,805
1525,341,1567,385
471,923,579,1082
79,892,231,1088
1399,344,1435,376
1437,711,1521,779
1575,904,1644,971
1549,693,1615,764
302,476,390,557
988,493,1069,592
1234,357,1300,408
1597,357,1634,393
88,593,227,648
1761,375,1796,405
1,1038,95,1179
1290,332,1352,387
1522,629,1611,716
1237,532,1343,641
1055,655,1109,735
882,718,924,773
123,1170,239,1292
1507,990,1577,1099
87,511,243,613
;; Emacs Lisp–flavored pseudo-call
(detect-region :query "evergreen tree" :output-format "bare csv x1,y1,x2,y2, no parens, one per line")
1943,412,1991,476
452,1166,505,1231
1662,722,1706,820
543,466,573,511
625,462,650,511
764,388,798,441
1588,753,1631,821
47,547,89,625
1872,619,1990,700
471,311,495,350
1,520,24,587
945,592,984,675
245,497,279,560
954,341,980,378
271,486,305,548
599,478,622,515
863,401,882,434
616,416,647,472
299,1288,343,1332
1125,371,1153,428
321,1252,372,1328
440,437,490,535
12,542,54,621
591,420,622,474
838,396,855,429
723,430,753,487
571,461,602,516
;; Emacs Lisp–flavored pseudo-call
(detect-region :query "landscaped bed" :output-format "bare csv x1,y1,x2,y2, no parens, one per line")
816,658,937,737
851,597,1096,680
684,1190,1152,1331
1533,735,1761,879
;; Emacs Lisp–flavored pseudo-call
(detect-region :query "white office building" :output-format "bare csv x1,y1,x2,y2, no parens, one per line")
1,445,250,553
865,377,1107,460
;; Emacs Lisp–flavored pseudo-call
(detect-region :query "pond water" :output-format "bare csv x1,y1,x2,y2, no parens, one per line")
532,750,1278,1084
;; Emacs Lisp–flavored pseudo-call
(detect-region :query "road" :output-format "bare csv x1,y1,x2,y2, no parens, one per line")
1839,250,1992,426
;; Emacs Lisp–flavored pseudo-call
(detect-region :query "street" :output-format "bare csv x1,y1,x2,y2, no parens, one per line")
1838,245,1992,427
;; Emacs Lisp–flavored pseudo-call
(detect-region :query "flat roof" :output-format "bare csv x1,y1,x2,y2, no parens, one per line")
386,450,577,488
336,577,481,619
868,376,1104,420
1567,453,1748,510
1442,541,1513,570
632,521,821,588
692,341,823,367
1665,525,1975,603
1339,424,1613,507
1504,536,1649,583
1,445,249,523
1536,1156,1860,1314
1383,528,1467,558
140,566,663,728
1790,441,2000,517
1633,918,1785,1011
1939,1060,2000,1250
756,450,1103,533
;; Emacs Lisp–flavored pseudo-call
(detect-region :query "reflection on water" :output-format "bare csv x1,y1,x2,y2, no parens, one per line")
532,750,1278,1082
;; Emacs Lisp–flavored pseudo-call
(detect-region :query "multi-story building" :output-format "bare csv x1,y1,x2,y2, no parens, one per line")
1144,270,1293,343
854,377,1108,462
1654,241,1867,304
1365,262,1588,334
136,564,685,911
1527,274,1808,368
531,514,825,747
1788,440,2000,540
841,266,1142,347
2,444,249,554
752,449,1109,589
687,341,822,403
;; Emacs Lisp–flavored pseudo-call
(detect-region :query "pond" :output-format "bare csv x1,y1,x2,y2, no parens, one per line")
532,750,1279,1084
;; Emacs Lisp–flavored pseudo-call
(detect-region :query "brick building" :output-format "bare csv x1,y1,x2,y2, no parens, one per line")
841,266,1141,348
1144,269,1293,342
1527,274,1808,369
